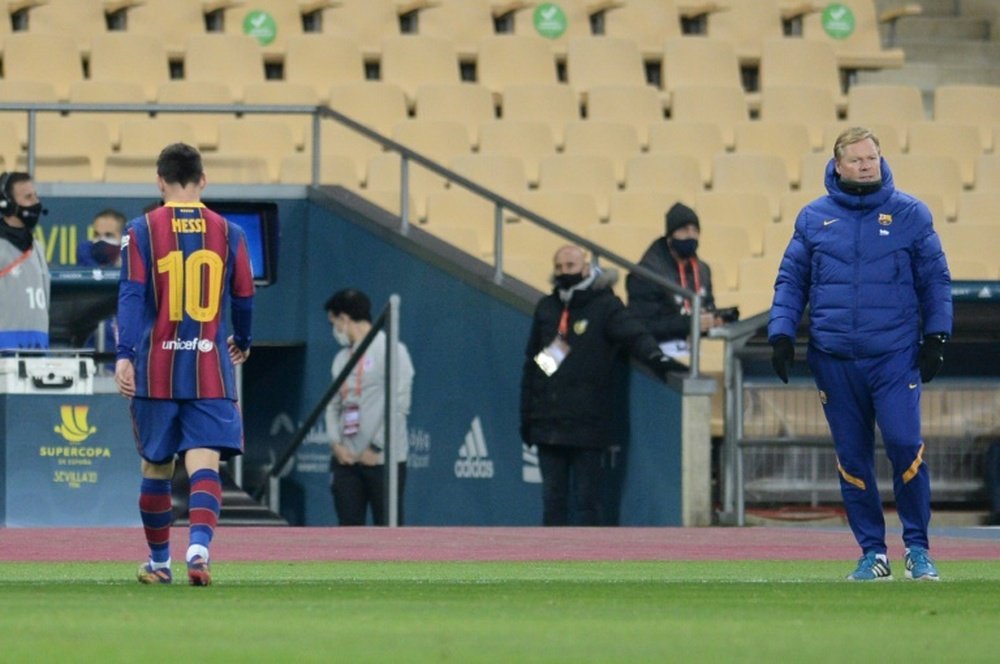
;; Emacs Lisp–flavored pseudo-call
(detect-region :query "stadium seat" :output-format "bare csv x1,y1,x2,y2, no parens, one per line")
0,121,21,172
956,191,1000,225
585,84,665,149
801,0,914,71
705,0,807,66
88,33,170,103
219,0,327,61
934,84,1000,152
509,0,601,57
733,121,814,188
183,34,266,102
948,259,992,280
67,80,150,149
278,153,363,188
215,117,299,182
691,223,754,290
695,191,774,257
512,190,602,238
608,190,692,234
602,0,684,60
759,85,839,151
737,254,783,292
475,35,559,103
320,0,415,61
283,35,366,104
711,153,790,221
646,120,726,186
200,154,272,184
19,116,113,181
413,83,497,148
324,81,410,183
413,0,502,62
120,0,217,60
0,80,60,146
476,119,557,186
423,189,498,257
390,119,472,167
156,80,237,150
565,37,648,102
662,37,744,110
584,223,659,265
379,35,462,109
562,121,642,186
365,152,449,222
1,33,84,101
975,154,1000,192
763,219,796,258
821,121,904,156
103,154,158,183
778,189,824,226
907,121,985,188
890,154,963,221
536,154,618,221
243,81,320,151
846,84,926,149
448,153,529,201
935,224,1000,266
14,0,121,54
906,192,949,228
668,85,749,150
759,38,846,112
500,83,581,148
116,118,199,156
622,154,702,205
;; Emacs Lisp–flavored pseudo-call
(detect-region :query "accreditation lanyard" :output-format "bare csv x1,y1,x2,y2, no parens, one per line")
676,258,701,315
339,356,364,437
557,307,570,340
0,247,32,279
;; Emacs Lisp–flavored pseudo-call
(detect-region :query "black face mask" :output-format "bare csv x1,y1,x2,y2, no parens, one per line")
670,238,699,259
554,272,585,290
16,202,45,230
90,239,120,266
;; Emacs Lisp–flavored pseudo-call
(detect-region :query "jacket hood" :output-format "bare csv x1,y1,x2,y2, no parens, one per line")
556,265,619,303
824,156,896,210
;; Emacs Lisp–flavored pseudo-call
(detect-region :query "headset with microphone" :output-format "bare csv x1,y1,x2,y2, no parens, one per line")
0,171,48,220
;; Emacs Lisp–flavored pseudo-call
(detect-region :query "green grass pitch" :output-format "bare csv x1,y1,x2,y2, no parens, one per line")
2,560,999,662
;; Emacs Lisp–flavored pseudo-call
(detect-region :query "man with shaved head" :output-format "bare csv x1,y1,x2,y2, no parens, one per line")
520,244,684,526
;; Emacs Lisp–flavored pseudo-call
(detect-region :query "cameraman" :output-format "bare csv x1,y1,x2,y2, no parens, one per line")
626,202,730,359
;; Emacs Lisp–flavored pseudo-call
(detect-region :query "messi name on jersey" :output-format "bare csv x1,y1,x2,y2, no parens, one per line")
172,217,206,233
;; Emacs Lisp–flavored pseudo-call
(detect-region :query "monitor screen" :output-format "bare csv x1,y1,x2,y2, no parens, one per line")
205,200,280,286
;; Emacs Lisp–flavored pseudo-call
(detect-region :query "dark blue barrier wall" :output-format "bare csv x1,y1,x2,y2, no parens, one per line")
35,191,684,526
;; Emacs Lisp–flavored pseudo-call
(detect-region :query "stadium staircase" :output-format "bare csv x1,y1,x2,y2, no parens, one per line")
171,465,288,526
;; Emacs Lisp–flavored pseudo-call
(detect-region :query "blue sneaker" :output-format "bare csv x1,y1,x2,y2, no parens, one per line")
904,547,940,581
847,552,893,581
137,562,172,585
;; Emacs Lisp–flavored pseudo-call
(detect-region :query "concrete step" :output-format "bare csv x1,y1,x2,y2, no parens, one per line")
857,62,1000,89
898,38,1000,65
893,15,992,40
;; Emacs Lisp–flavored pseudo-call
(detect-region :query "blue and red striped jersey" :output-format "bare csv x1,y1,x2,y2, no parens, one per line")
117,202,255,399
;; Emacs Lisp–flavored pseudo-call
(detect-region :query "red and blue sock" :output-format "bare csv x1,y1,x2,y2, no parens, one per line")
139,478,172,564
188,469,222,556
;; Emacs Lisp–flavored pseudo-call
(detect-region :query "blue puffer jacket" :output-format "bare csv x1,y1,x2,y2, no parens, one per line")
768,158,952,358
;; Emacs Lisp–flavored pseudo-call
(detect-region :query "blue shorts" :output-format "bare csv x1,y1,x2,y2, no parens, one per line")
130,398,244,464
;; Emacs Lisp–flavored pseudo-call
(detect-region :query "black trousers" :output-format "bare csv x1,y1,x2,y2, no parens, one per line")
331,461,407,526
537,444,603,526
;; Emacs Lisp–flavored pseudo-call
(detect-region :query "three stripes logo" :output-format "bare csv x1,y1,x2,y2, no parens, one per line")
454,416,494,479
53,405,97,443
522,444,541,484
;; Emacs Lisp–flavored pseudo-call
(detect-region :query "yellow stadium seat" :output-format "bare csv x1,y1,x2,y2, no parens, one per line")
0,80,60,146
733,121,814,188
907,121,985,189
219,0,329,61
0,121,21,172
15,0,123,54
278,153,364,188
67,80,150,149
695,191,774,257
759,38,846,112
565,36,647,101
215,117,299,182
413,0,501,62
1,32,84,101
759,85,839,151
846,84,926,149
934,84,1000,151
975,154,1000,192
692,223,754,290
365,152,450,221
603,0,684,60
156,80,237,150
890,154,963,221
956,192,1000,225
585,83,665,149
500,83,581,148
413,83,496,148
711,153,790,221
584,223,660,264
536,154,618,221
379,35,461,109
390,119,472,166
622,154,702,204
243,81,319,151
512,190,602,238
662,37,744,110
562,120,642,186
116,118,199,156
822,121,904,156
183,34,265,102
646,120,726,186
283,35,366,105
448,153,529,201
200,154,272,184
120,0,219,59
802,0,914,71
320,0,415,62
705,0,803,66
324,81,409,183
476,119,557,187
20,116,113,181
607,190,691,234
509,0,601,57
778,189,824,227
88,33,170,103
668,85,749,150
475,35,558,102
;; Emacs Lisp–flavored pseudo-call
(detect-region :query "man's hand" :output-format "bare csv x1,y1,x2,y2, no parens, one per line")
228,335,250,365
771,336,795,384
358,445,381,466
115,358,136,398
331,442,355,466
654,354,687,381
918,334,946,383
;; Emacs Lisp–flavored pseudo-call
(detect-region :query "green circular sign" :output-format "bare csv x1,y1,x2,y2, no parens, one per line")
533,3,567,39
243,10,277,46
821,3,856,40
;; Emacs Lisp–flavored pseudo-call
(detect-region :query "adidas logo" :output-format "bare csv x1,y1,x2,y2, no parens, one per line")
454,416,494,479
522,444,541,484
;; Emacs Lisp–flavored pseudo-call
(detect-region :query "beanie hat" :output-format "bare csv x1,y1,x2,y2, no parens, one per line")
665,202,700,237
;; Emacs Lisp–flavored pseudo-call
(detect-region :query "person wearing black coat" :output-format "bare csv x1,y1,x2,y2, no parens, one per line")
520,245,683,526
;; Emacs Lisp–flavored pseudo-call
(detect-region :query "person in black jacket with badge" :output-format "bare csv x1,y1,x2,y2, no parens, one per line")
520,244,684,526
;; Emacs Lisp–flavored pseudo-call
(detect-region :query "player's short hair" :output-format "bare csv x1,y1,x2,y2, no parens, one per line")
325,288,372,323
156,143,204,186
93,208,126,232
833,127,881,161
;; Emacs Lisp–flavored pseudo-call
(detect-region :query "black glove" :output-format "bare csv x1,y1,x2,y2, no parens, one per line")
653,354,687,381
918,334,946,383
771,336,795,384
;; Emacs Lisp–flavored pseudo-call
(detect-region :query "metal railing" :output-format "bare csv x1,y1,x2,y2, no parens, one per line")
4,99,704,375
